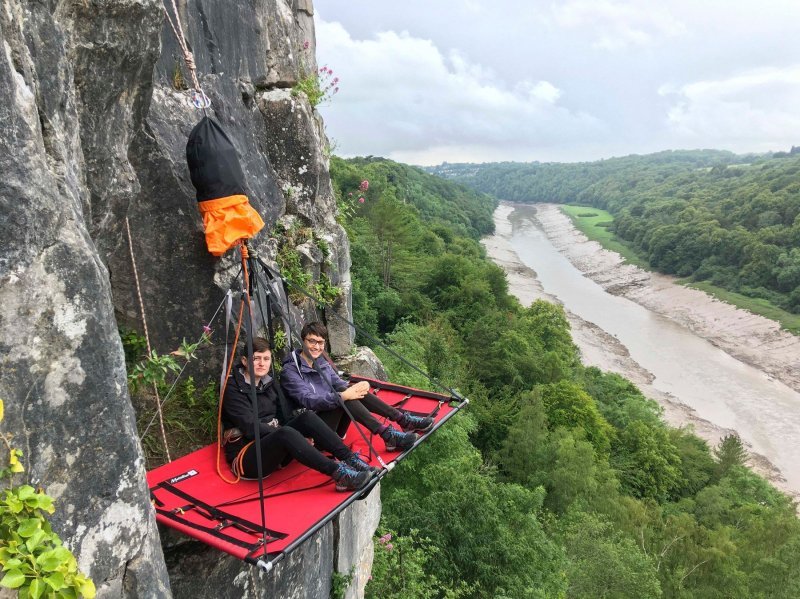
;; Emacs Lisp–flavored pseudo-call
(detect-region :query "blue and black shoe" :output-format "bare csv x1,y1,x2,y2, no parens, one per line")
344,451,381,474
332,463,371,492
380,426,418,452
398,412,434,434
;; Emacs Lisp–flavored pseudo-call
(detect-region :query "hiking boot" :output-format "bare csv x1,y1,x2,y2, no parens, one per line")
332,463,371,492
398,412,434,434
380,426,418,452
344,451,381,474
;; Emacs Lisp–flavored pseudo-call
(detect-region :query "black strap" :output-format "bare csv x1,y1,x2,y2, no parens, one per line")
155,508,268,551
153,482,288,540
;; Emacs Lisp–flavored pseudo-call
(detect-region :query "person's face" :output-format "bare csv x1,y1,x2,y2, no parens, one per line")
302,334,326,360
243,349,272,378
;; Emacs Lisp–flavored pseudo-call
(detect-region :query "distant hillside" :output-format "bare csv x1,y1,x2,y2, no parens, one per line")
429,151,800,314
333,156,497,240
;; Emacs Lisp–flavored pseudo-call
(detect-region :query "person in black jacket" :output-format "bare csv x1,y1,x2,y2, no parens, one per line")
221,337,375,491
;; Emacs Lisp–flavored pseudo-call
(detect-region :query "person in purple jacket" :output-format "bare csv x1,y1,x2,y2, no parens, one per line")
280,322,433,452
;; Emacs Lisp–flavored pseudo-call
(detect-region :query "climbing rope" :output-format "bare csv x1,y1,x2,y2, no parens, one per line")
126,217,171,462
162,0,210,108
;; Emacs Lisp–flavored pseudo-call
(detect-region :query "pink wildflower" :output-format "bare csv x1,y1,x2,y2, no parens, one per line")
386,543,394,551
303,40,310,50
348,192,353,197
359,180,369,192
379,533,392,543
358,197,365,203
202,324,212,334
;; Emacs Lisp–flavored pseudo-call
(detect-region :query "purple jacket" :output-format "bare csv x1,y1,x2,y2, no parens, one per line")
280,349,347,411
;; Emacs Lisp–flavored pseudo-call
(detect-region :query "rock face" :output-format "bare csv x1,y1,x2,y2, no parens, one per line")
108,0,353,355
1,0,376,597
0,0,170,596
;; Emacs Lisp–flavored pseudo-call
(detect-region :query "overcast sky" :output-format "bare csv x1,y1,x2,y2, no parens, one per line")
312,0,800,165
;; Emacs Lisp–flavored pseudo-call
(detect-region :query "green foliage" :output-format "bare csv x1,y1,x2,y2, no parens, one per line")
578,367,662,428
276,244,312,299
119,327,147,368
539,381,613,456
714,433,748,480
330,567,354,599
668,428,715,499
292,44,339,108
274,223,341,304
313,273,342,306
561,204,651,269
0,401,96,598
333,154,800,599
366,530,470,599
381,416,568,598
560,512,661,598
128,334,209,394
613,421,682,501
127,335,216,466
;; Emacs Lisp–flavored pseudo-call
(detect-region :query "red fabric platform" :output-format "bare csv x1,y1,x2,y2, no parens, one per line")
147,378,465,566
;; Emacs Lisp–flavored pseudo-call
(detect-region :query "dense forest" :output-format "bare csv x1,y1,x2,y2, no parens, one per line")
429,150,800,314
330,156,800,598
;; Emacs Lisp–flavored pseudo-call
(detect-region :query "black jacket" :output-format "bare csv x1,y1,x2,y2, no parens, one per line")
221,365,281,462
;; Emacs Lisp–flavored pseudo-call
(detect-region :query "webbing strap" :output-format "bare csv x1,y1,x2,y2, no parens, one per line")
155,508,266,552
153,482,288,540
220,290,234,391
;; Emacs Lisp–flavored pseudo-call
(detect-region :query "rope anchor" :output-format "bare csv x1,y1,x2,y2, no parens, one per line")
188,89,211,109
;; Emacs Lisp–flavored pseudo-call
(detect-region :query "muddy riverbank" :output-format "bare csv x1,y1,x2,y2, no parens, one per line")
483,202,800,500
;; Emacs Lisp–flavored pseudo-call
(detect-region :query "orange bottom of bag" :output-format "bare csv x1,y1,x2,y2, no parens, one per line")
198,195,265,256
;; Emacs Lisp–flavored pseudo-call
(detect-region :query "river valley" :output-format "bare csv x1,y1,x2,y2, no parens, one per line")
483,203,800,500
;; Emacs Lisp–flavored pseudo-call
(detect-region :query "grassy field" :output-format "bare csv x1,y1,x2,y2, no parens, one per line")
559,204,800,335
559,204,650,269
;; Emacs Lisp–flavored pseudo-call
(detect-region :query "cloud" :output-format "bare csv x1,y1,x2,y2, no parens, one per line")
552,0,686,50
660,66,800,150
315,17,605,164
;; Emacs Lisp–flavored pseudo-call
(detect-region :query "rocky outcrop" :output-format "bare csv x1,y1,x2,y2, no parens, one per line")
0,0,170,595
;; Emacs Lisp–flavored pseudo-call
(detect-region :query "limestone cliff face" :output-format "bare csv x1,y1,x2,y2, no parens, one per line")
0,0,373,597
0,0,170,596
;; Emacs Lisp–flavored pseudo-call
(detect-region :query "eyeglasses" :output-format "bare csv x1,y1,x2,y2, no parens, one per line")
304,338,326,347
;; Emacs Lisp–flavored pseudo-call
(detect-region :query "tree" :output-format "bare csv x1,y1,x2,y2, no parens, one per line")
612,421,681,501
713,434,747,480
561,513,662,599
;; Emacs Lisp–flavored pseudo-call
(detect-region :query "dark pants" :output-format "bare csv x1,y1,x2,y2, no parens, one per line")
238,411,351,479
317,392,403,436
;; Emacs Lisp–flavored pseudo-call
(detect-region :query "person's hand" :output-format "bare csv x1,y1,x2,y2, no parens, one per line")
340,381,369,401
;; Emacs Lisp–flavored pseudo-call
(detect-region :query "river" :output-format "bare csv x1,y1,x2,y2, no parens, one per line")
484,202,800,498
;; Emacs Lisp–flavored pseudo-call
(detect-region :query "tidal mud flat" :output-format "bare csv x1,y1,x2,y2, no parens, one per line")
483,202,800,500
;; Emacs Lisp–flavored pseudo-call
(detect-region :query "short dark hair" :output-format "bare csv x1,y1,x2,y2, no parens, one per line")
301,322,328,340
239,336,271,357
